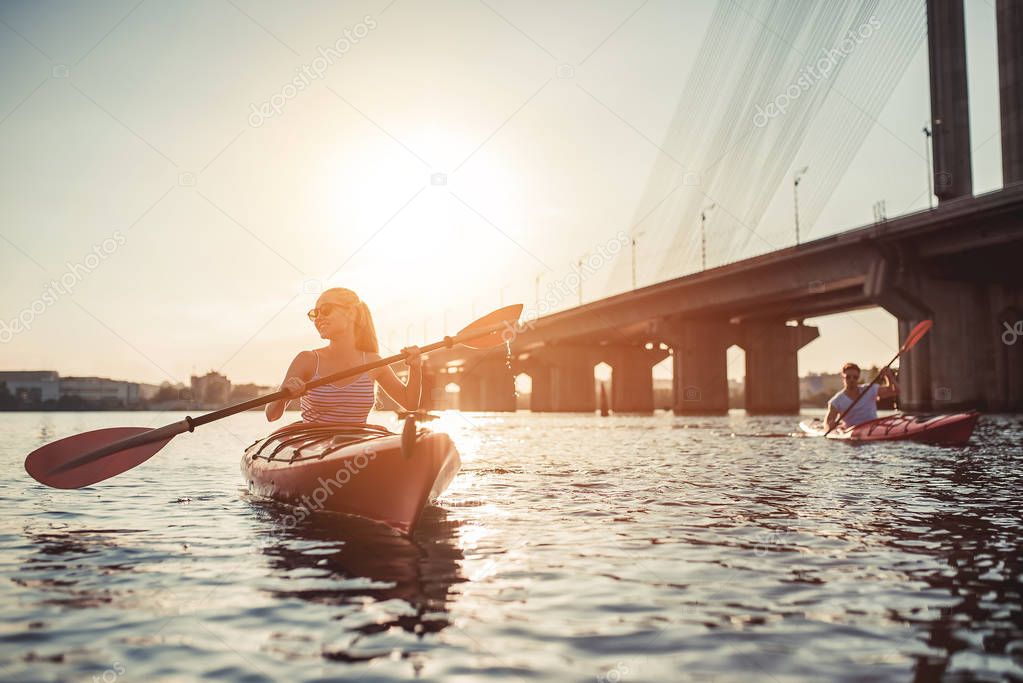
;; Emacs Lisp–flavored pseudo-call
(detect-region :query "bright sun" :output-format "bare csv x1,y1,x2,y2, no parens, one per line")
323,132,523,300
319,131,526,339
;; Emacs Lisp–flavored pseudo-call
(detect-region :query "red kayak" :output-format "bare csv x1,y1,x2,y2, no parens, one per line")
799,411,980,445
242,422,460,534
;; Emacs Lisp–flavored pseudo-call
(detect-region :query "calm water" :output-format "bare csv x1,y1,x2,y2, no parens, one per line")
1,410,1021,682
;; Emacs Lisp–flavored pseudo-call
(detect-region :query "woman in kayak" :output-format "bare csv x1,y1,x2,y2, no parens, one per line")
264,288,422,423
825,362,898,429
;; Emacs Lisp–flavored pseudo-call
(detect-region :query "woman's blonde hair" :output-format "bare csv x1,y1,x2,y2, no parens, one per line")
318,288,379,353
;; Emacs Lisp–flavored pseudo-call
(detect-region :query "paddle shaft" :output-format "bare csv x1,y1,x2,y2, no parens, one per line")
61,319,512,466
194,320,511,427
34,304,527,484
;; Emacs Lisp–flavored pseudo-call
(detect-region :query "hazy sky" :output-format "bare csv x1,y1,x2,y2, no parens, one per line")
0,0,1003,386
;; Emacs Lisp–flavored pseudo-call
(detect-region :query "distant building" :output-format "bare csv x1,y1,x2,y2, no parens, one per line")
0,371,143,407
0,369,276,410
191,371,231,406
149,382,191,407
653,378,672,410
138,383,162,401
59,376,141,406
0,371,60,402
801,374,825,399
229,383,272,404
728,378,745,408
800,372,843,405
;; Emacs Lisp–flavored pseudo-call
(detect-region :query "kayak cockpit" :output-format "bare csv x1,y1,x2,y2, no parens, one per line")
247,423,397,463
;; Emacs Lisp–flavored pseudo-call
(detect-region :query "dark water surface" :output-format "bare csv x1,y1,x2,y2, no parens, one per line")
1,411,1021,682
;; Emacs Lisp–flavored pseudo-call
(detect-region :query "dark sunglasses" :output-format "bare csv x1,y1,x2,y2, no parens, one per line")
307,303,350,321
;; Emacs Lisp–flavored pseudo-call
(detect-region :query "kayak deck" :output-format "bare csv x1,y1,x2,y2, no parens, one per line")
799,411,980,445
242,422,460,534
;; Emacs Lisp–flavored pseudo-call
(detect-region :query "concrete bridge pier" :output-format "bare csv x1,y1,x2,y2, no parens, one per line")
522,345,601,412
993,299,1023,411
997,0,1023,185
869,260,1023,411
897,281,1023,412
601,345,670,413
420,367,439,411
741,322,820,414
928,0,973,201
659,319,736,415
456,357,516,412
522,363,552,412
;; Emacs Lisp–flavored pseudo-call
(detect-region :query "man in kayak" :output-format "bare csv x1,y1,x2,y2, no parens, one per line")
825,362,898,429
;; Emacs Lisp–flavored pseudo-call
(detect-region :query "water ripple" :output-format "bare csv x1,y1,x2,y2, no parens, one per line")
0,411,1020,681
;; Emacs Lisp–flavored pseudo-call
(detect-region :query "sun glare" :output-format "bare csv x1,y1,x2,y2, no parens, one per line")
322,131,525,316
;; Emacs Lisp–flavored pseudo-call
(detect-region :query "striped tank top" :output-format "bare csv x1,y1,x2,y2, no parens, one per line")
299,351,375,424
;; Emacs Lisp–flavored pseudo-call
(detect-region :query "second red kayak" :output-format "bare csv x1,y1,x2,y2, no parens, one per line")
242,422,460,534
799,411,980,445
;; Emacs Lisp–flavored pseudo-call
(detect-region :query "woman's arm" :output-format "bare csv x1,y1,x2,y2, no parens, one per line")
265,351,315,421
368,346,423,411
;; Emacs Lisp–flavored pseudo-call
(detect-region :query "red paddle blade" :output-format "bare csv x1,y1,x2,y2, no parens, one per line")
458,304,523,349
24,427,172,489
900,319,933,353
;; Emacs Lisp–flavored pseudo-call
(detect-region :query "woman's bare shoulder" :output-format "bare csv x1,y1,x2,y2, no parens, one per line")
363,351,386,375
289,350,317,377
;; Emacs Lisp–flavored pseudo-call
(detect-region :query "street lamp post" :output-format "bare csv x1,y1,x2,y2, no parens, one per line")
630,232,645,289
700,203,715,270
793,166,809,245
576,254,589,305
923,125,934,209
577,258,583,305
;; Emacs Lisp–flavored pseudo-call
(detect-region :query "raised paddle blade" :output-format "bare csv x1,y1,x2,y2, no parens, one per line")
457,303,524,349
899,319,933,353
24,427,174,489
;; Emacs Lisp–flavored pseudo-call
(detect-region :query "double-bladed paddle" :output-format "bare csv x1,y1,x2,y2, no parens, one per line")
823,319,932,436
25,304,523,489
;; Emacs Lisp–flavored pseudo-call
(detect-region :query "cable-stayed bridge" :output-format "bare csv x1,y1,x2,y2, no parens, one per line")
423,0,1023,414
625,0,929,279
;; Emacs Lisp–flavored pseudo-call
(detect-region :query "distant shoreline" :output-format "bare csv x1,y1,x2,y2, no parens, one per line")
0,405,300,412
